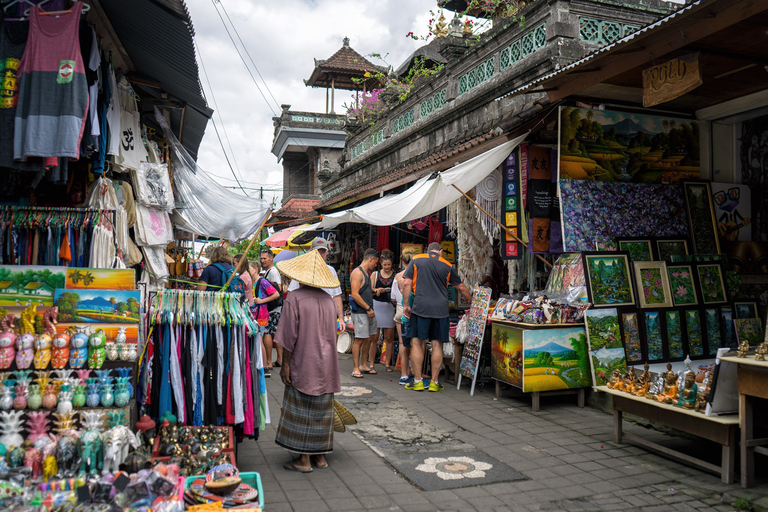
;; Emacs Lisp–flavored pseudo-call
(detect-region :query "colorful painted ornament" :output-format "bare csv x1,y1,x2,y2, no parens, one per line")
88,330,107,369
51,331,71,370
33,334,52,369
69,326,90,369
15,333,35,369
0,314,16,370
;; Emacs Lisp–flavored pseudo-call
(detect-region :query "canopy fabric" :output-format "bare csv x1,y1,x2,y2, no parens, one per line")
263,224,312,248
316,134,526,228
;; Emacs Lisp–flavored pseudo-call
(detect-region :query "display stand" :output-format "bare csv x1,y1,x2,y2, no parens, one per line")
491,320,589,411
718,354,768,488
597,385,739,483
457,287,491,396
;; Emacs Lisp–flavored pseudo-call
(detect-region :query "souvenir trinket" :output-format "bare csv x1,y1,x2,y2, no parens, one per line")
0,314,17,370
15,333,35,369
69,325,90,368
51,331,71,369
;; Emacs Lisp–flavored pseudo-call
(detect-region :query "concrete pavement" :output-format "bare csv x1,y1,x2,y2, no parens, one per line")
237,355,767,511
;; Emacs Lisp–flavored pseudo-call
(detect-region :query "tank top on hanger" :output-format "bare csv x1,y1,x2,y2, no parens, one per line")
14,2,89,160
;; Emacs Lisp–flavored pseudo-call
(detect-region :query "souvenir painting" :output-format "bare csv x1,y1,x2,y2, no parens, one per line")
53,289,141,324
666,264,698,307
490,322,523,388
621,312,643,363
618,239,653,264
585,308,626,386
684,309,704,357
695,264,727,305
65,269,135,291
655,238,689,263
734,317,763,346
683,182,720,256
643,311,664,362
721,307,737,348
634,261,673,309
733,301,759,319
521,327,591,393
703,308,722,356
711,183,751,242
665,310,684,359
0,266,65,307
583,253,635,307
595,240,617,252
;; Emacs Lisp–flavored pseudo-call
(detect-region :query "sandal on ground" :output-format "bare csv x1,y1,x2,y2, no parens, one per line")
362,369,377,374
351,372,364,378
273,361,281,368
284,460,313,473
310,456,329,469
385,366,394,372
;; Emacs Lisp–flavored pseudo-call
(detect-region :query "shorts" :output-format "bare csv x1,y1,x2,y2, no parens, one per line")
352,313,377,338
394,304,404,325
400,319,411,348
409,313,449,344
264,309,281,335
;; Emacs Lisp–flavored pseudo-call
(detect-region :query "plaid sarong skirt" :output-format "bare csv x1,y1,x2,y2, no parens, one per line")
275,386,334,454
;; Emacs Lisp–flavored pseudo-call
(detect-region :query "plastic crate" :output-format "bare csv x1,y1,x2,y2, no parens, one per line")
183,471,263,510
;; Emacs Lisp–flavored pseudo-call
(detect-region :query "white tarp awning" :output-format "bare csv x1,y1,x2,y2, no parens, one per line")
316,133,527,228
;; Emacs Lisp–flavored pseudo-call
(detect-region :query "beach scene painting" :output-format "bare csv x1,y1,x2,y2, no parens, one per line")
54,289,140,324
0,266,65,306
66,268,135,290
522,326,591,392
586,308,627,386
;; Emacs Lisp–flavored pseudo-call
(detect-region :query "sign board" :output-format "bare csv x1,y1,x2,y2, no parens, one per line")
440,241,456,263
642,52,702,107
457,286,492,396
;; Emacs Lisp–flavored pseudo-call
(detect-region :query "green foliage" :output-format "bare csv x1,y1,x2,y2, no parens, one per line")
734,497,753,511
227,239,263,261
533,351,553,367
55,291,81,322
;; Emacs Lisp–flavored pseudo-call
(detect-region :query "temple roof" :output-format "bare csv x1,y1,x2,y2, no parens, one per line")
304,37,388,90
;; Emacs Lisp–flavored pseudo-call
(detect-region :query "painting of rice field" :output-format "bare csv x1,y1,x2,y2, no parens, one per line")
522,326,591,392
585,309,626,386
0,266,65,306
644,311,664,361
704,308,722,355
685,309,704,357
54,289,140,324
66,268,135,290
622,312,643,362
491,323,523,389
666,310,684,359
667,264,697,306
558,106,700,184
584,254,635,307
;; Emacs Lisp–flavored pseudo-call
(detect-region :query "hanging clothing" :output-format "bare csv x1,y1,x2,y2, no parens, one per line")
114,76,148,171
14,2,89,160
106,61,120,156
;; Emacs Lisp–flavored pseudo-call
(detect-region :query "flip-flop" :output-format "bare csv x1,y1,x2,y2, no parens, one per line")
351,372,364,379
385,366,394,372
362,369,377,374
311,457,329,469
284,460,313,473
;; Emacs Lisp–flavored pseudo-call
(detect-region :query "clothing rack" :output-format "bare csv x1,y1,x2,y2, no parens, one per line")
1,206,116,230
148,289,257,333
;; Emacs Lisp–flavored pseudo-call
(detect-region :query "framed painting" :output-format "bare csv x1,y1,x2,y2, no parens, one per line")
617,239,653,264
734,317,763,346
695,263,727,305
585,308,626,386
733,301,759,319
65,268,135,290
0,265,65,306
703,308,723,356
665,309,685,360
53,289,141,324
666,264,698,306
654,238,689,263
583,252,635,307
720,306,737,348
642,310,665,362
683,181,720,256
633,261,673,309
684,309,705,358
621,311,643,363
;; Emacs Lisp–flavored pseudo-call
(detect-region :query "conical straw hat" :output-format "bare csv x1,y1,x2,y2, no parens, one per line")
275,249,340,289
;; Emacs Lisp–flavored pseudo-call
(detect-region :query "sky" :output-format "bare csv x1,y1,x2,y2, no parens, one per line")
184,0,443,205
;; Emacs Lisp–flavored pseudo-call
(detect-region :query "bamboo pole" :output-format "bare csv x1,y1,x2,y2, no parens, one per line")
451,184,553,269
223,213,272,289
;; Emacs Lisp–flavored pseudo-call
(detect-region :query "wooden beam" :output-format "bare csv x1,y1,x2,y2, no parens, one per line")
89,0,134,71
546,0,768,102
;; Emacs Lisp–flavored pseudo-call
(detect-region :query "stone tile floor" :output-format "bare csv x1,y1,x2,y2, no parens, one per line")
237,356,768,511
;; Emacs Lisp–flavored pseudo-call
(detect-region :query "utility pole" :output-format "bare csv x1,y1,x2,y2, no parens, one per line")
260,187,263,199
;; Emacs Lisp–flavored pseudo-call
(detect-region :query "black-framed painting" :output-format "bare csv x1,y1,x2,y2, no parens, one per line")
734,301,759,319
683,181,721,255
720,306,737,348
617,238,654,264
703,307,723,356
654,238,690,263
683,308,705,358
582,252,635,308
666,264,698,306
734,317,763,346
694,263,728,305
642,309,666,362
634,261,673,309
620,309,643,364
665,309,685,360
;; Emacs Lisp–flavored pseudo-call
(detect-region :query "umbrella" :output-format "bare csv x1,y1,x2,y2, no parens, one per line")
273,249,299,262
263,224,310,248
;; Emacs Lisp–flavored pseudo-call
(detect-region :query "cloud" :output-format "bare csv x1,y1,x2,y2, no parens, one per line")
184,0,437,204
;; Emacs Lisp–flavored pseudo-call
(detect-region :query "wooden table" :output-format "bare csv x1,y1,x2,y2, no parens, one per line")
597,385,739,484
719,355,768,488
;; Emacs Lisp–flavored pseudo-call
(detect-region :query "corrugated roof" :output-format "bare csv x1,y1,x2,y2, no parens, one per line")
99,0,212,159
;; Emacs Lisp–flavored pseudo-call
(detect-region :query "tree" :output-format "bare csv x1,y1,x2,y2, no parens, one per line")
126,296,139,315
55,291,81,321
82,272,95,287
534,351,553,367
570,333,591,384
109,297,117,314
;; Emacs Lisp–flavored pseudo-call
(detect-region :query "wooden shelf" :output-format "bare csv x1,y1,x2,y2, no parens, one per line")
719,354,768,369
490,319,585,329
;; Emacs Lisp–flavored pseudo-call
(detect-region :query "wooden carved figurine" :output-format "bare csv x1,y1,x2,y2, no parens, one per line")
0,315,16,370
606,368,623,389
694,370,713,413
33,334,52,370
15,333,34,369
42,307,58,338
658,369,679,404
737,339,750,358
633,363,651,397
620,367,637,393
677,372,697,409
51,331,71,370
755,342,767,361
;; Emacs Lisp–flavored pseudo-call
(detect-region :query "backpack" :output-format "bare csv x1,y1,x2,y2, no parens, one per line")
262,267,283,311
212,263,246,295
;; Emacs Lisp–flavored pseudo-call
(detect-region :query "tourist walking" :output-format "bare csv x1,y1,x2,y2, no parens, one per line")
273,249,341,472
371,249,396,371
233,254,254,306
260,248,283,371
393,251,413,385
197,246,235,292
349,248,379,378
403,242,472,391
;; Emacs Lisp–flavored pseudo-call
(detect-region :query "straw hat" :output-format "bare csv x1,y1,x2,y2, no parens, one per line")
275,249,340,289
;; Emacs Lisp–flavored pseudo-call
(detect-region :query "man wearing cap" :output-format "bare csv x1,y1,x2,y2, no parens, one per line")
286,238,344,333
273,249,342,472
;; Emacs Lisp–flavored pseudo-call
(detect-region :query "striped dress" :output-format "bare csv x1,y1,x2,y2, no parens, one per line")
13,2,88,160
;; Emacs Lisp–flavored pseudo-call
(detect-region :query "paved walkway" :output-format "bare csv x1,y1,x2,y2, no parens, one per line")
237,355,767,512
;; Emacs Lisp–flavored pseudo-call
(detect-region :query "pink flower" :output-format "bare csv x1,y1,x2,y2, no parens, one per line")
676,285,687,298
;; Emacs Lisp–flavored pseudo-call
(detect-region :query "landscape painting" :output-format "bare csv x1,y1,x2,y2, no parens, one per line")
66,268,135,290
634,261,673,309
522,327,591,392
0,266,65,306
734,317,763,346
622,312,643,363
685,309,704,357
53,289,141,324
666,310,684,359
656,239,689,263
558,106,700,184
667,264,698,306
734,301,759,319
644,311,664,361
585,308,626,386
704,308,722,355
491,323,523,389
584,254,635,307
618,240,653,263
696,264,727,304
